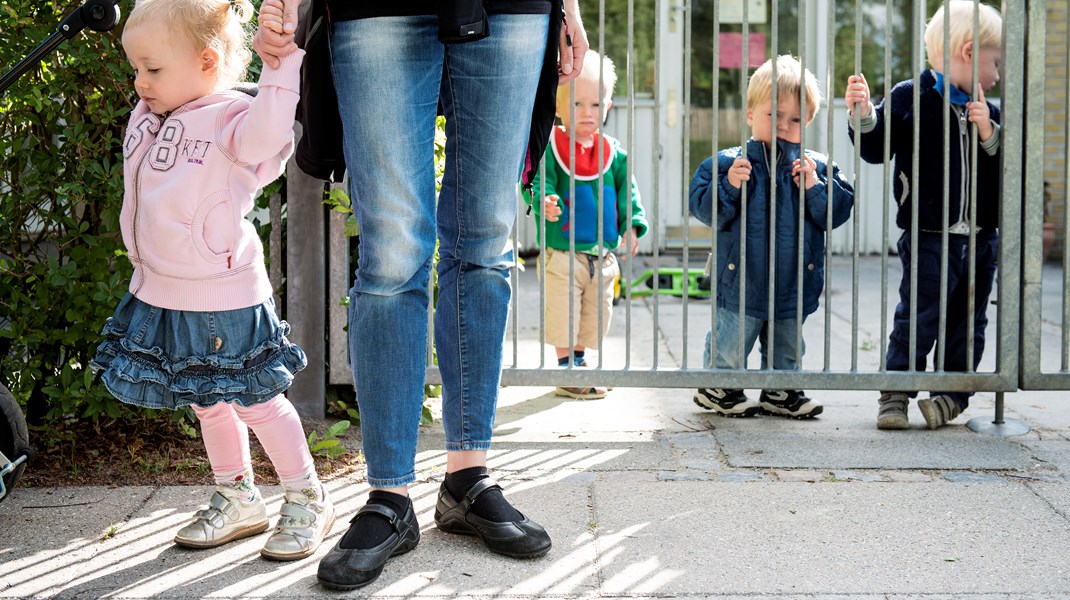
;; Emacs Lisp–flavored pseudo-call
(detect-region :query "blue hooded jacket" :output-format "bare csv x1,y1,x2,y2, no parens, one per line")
689,139,855,320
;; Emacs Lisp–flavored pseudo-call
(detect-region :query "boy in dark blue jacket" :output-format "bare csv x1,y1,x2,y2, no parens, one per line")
845,0,1002,430
689,56,855,419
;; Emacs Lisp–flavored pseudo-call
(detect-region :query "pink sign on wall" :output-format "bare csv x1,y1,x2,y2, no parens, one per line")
718,32,767,69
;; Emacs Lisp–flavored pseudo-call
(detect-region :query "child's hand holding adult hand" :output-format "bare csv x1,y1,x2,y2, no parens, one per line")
845,74,872,119
259,0,286,33
253,0,301,68
968,85,994,142
543,196,563,222
792,155,819,190
727,157,751,189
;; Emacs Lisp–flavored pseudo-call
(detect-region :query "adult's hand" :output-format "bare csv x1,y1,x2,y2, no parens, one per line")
558,0,589,85
253,0,305,69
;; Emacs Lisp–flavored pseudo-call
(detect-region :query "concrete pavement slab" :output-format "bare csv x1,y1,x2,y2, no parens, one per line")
0,486,158,598
1018,439,1070,476
1028,482,1070,519
712,427,1034,470
592,480,1070,597
1,479,599,599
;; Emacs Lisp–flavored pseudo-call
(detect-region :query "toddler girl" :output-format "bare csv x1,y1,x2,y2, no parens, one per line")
91,0,331,560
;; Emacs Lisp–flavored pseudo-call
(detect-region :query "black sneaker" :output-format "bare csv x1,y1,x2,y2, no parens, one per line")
759,390,823,419
693,388,760,417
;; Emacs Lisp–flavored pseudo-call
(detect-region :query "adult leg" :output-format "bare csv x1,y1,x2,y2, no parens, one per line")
332,17,442,492
433,13,553,558
317,16,437,589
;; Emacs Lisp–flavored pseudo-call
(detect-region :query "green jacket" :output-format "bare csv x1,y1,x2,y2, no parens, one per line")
526,129,648,252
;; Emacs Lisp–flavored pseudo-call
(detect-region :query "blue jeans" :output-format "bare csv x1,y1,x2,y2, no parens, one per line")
704,308,805,374
331,15,548,488
885,231,999,409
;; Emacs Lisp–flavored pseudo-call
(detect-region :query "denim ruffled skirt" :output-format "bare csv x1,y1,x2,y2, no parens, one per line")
91,293,307,410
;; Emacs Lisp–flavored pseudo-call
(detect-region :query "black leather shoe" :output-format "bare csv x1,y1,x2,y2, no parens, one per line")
434,478,551,558
317,502,419,590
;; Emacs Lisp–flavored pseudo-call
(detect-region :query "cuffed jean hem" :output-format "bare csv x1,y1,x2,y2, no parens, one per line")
444,441,493,452
366,471,417,489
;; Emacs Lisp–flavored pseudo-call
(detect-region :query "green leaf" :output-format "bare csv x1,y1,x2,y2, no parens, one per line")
324,420,350,439
311,439,341,452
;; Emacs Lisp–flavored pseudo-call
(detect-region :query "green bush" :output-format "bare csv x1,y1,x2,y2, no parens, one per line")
0,2,276,443
0,1,132,434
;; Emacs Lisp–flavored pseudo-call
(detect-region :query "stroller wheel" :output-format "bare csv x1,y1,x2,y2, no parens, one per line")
0,383,30,503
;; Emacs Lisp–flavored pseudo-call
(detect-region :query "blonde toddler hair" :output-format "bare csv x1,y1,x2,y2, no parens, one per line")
556,51,618,106
126,0,254,88
747,55,822,122
924,1,1002,72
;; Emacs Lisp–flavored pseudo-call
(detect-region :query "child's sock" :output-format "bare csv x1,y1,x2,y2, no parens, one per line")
216,469,259,503
445,466,522,522
339,490,411,550
279,472,325,504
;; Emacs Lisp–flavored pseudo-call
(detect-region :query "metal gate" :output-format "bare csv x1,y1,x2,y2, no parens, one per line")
281,0,1069,418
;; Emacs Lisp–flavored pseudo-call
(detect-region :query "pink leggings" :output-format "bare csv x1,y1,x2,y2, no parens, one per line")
191,395,314,483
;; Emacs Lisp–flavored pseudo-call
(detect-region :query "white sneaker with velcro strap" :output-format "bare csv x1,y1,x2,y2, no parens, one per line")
261,489,336,561
174,488,268,549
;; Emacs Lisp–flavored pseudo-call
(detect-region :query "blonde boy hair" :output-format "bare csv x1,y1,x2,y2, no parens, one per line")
556,51,618,106
746,55,822,122
924,1,1002,72
126,0,254,88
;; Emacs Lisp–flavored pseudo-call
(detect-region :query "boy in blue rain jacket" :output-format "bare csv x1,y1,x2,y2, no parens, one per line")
689,55,854,419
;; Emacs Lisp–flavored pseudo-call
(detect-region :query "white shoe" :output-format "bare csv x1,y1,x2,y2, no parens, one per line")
260,489,336,561
174,488,268,549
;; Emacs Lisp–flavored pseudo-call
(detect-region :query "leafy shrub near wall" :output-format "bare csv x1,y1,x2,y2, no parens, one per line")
0,1,134,435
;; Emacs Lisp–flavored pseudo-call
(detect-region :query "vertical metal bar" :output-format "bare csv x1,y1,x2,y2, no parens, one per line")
966,0,980,372
879,0,892,371
909,0,923,371
625,0,635,370
767,0,779,367
539,158,547,368
512,191,520,367
682,0,692,369
796,0,806,368
568,78,577,369
937,0,951,372
652,0,662,370
824,0,834,371
1010,0,1034,385
850,0,861,371
710,0,720,372
1064,8,1070,372
738,0,750,368
851,0,865,370
597,0,607,369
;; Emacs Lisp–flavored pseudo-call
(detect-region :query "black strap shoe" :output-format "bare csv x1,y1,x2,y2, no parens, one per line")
317,502,419,590
434,477,551,558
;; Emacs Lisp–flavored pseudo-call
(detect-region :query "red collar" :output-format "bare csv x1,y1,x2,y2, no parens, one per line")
550,127,613,180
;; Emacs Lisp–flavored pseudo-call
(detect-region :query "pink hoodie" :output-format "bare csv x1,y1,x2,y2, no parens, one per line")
119,50,305,312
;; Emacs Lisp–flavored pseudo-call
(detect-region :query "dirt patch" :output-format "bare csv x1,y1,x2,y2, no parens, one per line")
18,416,365,488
